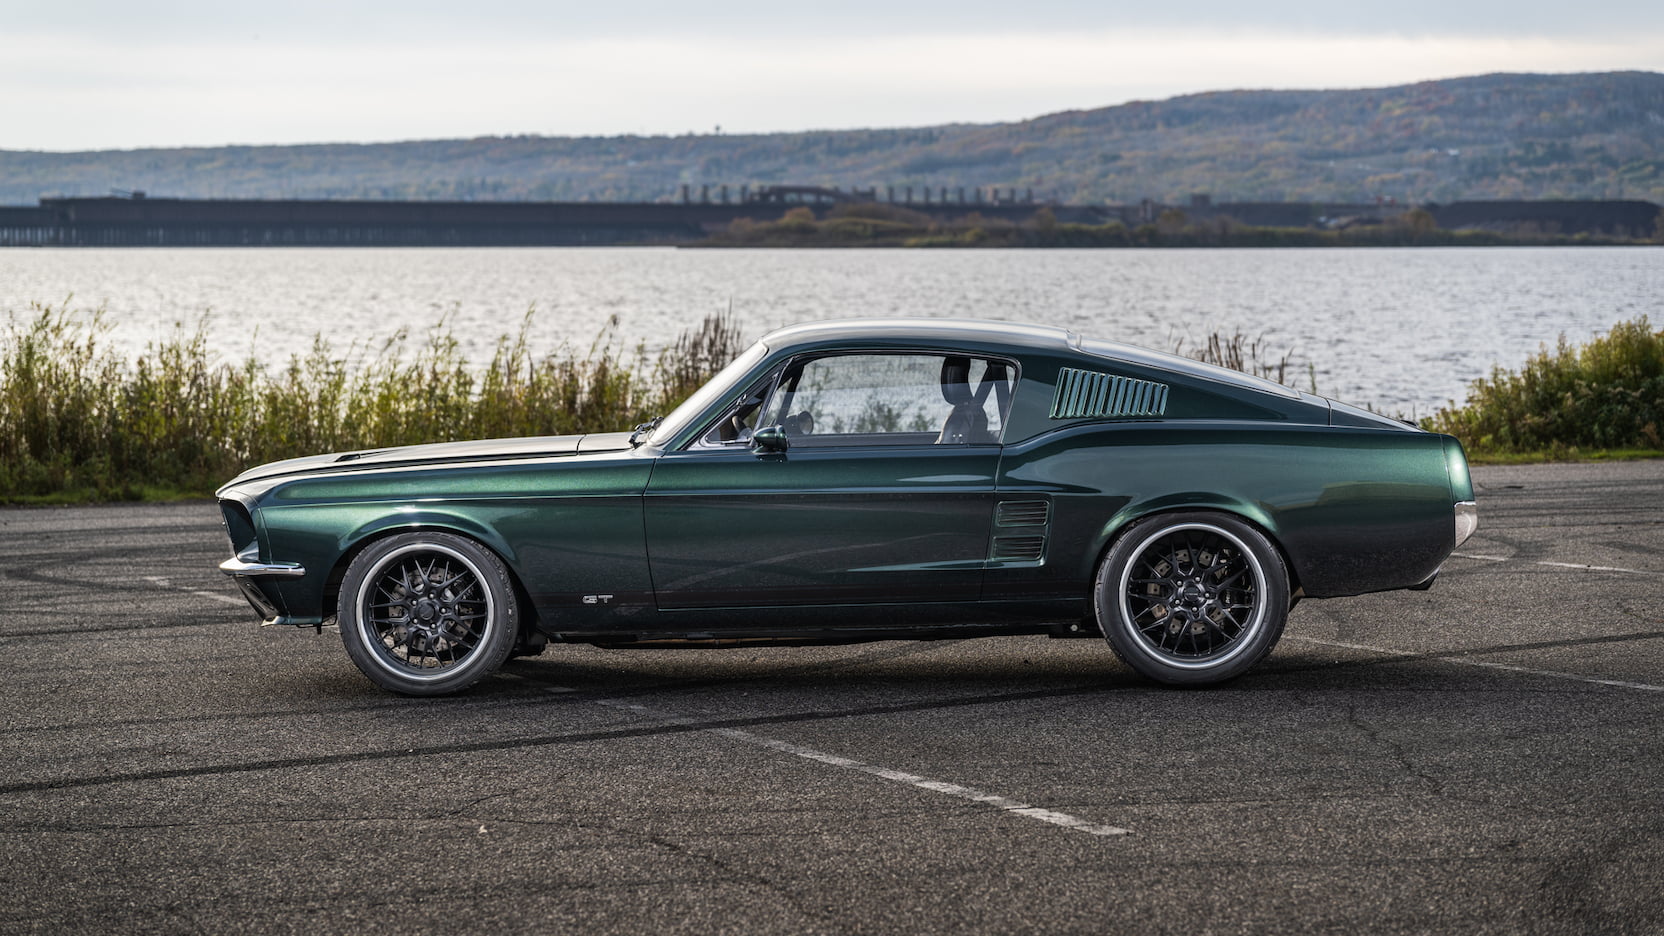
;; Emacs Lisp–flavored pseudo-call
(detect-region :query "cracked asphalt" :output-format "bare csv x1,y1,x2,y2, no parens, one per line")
2,461,1662,935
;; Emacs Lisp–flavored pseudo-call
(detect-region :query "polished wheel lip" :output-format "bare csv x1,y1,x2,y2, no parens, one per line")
354,541,495,683
1115,521,1268,670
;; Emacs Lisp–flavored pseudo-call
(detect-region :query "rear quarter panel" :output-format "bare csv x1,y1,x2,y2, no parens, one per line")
995,421,1456,598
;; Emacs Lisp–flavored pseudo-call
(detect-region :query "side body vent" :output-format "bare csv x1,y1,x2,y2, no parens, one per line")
996,500,1050,527
1050,368,1168,419
991,536,1046,562
989,497,1051,566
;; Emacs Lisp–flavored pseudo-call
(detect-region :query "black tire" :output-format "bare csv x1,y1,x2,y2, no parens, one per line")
338,531,519,696
1094,512,1289,685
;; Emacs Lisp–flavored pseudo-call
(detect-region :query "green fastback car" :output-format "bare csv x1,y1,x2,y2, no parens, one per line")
217,319,1477,695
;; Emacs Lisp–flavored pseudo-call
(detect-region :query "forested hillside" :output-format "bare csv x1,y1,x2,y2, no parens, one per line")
2,71,1659,205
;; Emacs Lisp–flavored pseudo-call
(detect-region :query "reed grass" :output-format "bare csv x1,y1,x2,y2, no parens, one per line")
0,303,745,502
11,302,1653,502
1424,317,1664,458
1174,331,1296,386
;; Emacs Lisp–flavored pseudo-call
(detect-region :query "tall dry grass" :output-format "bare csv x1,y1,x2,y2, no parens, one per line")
1174,331,1296,386
0,304,744,501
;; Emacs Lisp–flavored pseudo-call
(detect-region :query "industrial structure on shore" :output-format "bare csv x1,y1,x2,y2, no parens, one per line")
0,187,1656,247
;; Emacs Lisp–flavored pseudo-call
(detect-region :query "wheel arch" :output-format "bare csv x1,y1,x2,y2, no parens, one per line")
1087,497,1302,599
324,513,538,633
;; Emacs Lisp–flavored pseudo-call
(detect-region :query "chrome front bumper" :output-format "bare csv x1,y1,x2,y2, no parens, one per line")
219,553,306,625
218,555,307,577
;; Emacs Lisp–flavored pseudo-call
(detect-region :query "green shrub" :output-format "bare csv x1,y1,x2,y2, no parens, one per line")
0,303,745,502
1424,317,1664,455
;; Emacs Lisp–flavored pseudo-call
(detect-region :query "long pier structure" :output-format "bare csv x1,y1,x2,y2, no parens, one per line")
0,187,1057,247
0,189,1655,246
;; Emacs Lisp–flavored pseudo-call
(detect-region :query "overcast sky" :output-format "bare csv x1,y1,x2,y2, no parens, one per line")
3,1,1661,151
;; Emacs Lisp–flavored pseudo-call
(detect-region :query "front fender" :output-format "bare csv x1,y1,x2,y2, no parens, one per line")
257,502,534,625
340,508,519,568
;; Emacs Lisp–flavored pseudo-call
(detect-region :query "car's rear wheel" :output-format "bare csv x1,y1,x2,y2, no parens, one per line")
338,532,518,695
1095,512,1288,685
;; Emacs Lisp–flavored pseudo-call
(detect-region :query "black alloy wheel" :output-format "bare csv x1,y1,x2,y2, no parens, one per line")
1095,512,1289,685
338,531,519,695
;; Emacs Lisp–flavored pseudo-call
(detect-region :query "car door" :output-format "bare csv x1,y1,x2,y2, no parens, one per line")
643,351,1014,611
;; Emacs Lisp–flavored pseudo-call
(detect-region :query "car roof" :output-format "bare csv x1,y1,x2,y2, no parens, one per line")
758,317,1302,400
759,318,1076,353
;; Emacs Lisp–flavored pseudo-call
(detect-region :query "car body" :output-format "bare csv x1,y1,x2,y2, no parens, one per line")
217,318,1477,694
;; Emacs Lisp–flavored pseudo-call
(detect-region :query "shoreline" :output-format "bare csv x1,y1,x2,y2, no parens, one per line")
696,213,1662,249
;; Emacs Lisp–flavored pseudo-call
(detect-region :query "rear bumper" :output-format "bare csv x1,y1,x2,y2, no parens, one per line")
1454,500,1479,548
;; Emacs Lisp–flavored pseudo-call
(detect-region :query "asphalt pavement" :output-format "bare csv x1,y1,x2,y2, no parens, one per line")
2,461,1661,935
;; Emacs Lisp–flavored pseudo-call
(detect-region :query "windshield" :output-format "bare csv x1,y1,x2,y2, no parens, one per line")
646,340,771,448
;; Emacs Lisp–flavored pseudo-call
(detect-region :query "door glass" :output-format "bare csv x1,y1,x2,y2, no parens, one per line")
752,353,1010,447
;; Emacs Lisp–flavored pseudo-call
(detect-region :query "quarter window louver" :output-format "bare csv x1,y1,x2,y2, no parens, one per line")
1050,368,1168,419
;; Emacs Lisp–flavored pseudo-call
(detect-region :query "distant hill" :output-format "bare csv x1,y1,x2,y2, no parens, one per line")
2,71,1660,206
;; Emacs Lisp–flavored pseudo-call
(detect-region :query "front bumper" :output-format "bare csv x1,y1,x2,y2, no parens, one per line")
219,556,307,577
219,553,307,625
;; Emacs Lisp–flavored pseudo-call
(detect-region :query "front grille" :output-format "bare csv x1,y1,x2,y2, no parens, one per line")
220,500,257,556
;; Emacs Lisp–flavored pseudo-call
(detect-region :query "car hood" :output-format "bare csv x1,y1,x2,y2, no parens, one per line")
218,431,636,491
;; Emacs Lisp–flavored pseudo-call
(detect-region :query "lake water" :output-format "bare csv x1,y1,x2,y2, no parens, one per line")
2,246,1658,416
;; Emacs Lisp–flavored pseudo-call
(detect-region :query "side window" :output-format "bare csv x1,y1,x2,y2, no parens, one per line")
695,377,773,447
752,353,1013,447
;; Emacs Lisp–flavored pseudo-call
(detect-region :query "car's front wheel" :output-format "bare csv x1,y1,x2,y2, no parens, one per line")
1095,512,1289,685
338,531,519,695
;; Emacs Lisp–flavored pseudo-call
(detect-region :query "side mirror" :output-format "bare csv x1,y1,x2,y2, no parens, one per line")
752,425,790,454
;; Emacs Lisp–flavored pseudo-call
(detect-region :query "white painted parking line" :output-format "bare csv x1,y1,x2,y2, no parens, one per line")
144,575,248,606
1451,659,1664,693
1535,560,1661,576
1287,636,1664,693
1451,553,1659,576
591,697,1131,837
